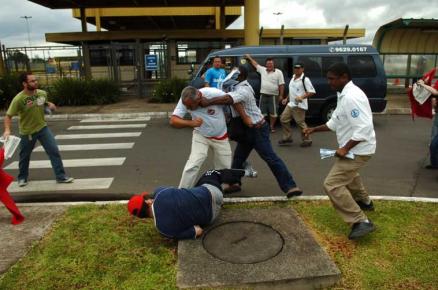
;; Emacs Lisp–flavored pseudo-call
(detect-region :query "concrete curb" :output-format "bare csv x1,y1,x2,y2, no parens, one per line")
15,195,437,207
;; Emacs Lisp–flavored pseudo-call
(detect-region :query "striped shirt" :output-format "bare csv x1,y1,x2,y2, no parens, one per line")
228,80,264,124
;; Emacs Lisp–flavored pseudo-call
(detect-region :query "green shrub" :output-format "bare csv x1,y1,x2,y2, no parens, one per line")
49,78,120,106
0,73,22,109
150,77,188,103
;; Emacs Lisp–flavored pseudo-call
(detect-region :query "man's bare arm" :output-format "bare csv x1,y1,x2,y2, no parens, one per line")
244,54,258,68
199,95,234,107
169,115,203,128
3,115,12,140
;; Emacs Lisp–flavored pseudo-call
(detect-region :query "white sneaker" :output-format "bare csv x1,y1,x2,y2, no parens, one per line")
57,177,74,183
18,179,28,187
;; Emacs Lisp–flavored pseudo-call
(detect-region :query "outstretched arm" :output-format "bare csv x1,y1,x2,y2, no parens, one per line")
303,124,330,138
199,95,234,107
244,54,258,68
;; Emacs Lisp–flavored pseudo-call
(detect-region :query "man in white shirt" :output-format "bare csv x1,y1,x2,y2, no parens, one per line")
304,62,376,240
245,54,285,133
199,65,303,198
170,86,232,188
279,63,316,147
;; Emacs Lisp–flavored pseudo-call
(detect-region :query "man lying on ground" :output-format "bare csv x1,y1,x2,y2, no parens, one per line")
127,169,244,240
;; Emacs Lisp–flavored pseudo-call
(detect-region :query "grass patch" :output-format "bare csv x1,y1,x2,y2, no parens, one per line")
0,201,436,289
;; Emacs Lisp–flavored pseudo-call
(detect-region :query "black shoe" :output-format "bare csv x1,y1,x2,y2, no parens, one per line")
286,187,303,198
223,183,241,194
348,220,375,240
300,141,312,147
278,139,293,146
356,200,374,211
425,164,438,170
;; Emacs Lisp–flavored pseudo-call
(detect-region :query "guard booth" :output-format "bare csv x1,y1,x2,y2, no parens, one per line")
24,0,365,97
373,18,438,88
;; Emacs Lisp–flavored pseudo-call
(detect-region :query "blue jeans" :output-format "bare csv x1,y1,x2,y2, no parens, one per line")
19,126,67,181
231,122,297,193
430,133,438,167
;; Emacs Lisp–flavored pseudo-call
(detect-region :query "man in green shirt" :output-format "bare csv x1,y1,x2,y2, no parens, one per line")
3,72,73,187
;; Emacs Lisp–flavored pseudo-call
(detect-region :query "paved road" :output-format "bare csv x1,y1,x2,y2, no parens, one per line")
4,114,437,201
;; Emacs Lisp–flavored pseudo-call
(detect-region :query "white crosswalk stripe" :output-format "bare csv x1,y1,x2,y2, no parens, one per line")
68,124,146,130
80,117,150,123
34,143,135,152
56,132,141,139
5,157,125,170
10,116,148,193
8,178,114,192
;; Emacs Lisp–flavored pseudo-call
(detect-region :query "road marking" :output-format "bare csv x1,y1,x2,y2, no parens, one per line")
34,143,135,152
55,132,141,139
80,117,151,123
68,124,147,130
5,158,125,169
8,178,114,192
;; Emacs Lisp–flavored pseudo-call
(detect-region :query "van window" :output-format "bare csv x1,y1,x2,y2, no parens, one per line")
322,56,344,76
296,56,322,77
348,55,377,77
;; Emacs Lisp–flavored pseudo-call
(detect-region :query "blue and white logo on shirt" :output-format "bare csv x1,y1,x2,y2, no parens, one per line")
351,109,360,118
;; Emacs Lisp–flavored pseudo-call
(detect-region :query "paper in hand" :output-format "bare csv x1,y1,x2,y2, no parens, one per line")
320,148,354,160
0,135,21,159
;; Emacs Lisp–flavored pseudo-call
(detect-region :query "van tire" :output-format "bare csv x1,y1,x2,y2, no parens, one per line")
321,101,337,123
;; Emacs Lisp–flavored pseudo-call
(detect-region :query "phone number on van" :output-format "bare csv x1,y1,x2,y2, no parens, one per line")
329,46,368,53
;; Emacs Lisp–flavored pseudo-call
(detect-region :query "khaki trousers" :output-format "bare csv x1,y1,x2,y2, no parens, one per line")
323,155,372,224
179,130,232,189
280,106,310,141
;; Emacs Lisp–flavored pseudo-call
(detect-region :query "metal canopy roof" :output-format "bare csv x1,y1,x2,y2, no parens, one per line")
45,28,365,45
29,0,244,9
84,15,239,30
373,18,438,53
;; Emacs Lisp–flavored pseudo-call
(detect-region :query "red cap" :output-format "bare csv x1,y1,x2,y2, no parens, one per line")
127,192,149,217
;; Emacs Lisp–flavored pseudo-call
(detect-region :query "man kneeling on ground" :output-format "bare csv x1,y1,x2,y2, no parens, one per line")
127,169,244,240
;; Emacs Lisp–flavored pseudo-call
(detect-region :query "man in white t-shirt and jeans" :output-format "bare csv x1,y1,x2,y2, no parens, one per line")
279,63,316,147
170,86,232,189
245,54,285,133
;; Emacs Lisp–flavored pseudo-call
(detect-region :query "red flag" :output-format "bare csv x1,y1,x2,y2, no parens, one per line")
0,148,25,225
408,67,436,119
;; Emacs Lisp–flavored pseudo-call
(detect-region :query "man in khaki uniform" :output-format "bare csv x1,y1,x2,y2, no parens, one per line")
304,62,376,240
279,63,315,147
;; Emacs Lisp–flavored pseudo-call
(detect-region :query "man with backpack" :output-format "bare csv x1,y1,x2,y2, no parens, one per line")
278,63,316,147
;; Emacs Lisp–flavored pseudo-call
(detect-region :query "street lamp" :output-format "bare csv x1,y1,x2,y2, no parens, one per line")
20,16,32,61
273,12,283,28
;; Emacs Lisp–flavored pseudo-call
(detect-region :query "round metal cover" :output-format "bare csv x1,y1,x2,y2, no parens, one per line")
202,221,284,264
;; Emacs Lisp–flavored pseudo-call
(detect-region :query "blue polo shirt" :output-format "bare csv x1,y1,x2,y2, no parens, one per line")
151,186,212,240
204,68,226,89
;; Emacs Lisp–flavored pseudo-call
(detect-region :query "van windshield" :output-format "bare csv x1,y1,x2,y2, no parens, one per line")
198,56,239,77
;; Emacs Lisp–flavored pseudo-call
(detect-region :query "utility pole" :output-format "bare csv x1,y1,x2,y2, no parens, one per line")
20,16,32,61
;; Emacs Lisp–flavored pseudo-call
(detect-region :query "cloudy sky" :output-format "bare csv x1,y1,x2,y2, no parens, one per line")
0,0,437,48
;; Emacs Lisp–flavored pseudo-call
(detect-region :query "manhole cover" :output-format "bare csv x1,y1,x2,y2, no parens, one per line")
202,221,284,264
